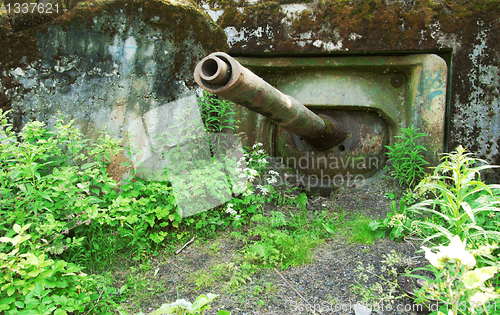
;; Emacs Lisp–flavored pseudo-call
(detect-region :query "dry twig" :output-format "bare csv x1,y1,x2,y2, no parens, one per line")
175,237,195,255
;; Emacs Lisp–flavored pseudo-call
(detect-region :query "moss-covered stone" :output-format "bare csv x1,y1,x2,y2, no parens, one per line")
0,0,227,137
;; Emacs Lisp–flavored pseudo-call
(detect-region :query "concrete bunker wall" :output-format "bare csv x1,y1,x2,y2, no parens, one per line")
0,0,228,179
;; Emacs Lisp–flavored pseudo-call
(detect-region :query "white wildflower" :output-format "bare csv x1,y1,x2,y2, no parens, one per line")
242,189,252,197
468,289,500,312
170,299,193,311
462,266,497,289
225,203,236,215
422,235,476,270
256,185,268,195
422,246,444,269
248,169,258,178
252,142,263,149
266,175,278,185
437,235,476,269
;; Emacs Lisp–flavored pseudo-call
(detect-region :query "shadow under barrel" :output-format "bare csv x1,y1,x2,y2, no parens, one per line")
194,52,348,151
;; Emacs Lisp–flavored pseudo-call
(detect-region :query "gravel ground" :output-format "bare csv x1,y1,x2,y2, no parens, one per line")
120,170,431,315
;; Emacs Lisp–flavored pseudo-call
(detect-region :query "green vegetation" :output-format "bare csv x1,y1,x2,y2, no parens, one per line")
4,90,499,315
385,125,429,187
407,145,500,245
235,209,336,270
0,93,344,314
352,250,413,307
365,144,500,315
369,199,412,241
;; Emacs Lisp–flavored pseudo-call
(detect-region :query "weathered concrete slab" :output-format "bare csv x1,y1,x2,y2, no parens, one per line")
0,0,227,145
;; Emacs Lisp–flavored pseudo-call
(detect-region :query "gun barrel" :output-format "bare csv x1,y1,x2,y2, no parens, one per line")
194,52,347,151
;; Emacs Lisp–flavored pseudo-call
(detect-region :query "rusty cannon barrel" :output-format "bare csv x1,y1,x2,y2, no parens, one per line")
194,52,348,151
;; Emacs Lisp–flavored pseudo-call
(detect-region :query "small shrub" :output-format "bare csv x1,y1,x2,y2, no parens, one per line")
370,199,413,241
0,224,115,314
385,125,429,187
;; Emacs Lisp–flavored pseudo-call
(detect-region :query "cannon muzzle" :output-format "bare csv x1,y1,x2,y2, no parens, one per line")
194,52,348,151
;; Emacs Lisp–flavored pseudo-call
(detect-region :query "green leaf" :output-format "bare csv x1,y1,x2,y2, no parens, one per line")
13,224,21,234
0,297,16,306
6,286,15,296
119,284,128,295
150,303,176,315
27,269,41,277
462,266,497,289
389,225,403,240
32,282,44,298
39,192,53,202
81,162,96,170
461,201,475,224
368,221,382,231
217,310,231,315
296,193,307,210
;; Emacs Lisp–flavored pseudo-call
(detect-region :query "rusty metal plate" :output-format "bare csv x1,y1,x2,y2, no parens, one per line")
236,54,447,166
230,55,447,186
277,109,388,181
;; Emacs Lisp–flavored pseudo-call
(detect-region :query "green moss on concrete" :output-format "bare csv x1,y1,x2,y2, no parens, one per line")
217,0,499,54
0,0,227,70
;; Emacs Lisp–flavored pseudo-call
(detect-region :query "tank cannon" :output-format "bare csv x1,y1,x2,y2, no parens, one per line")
194,52,348,151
